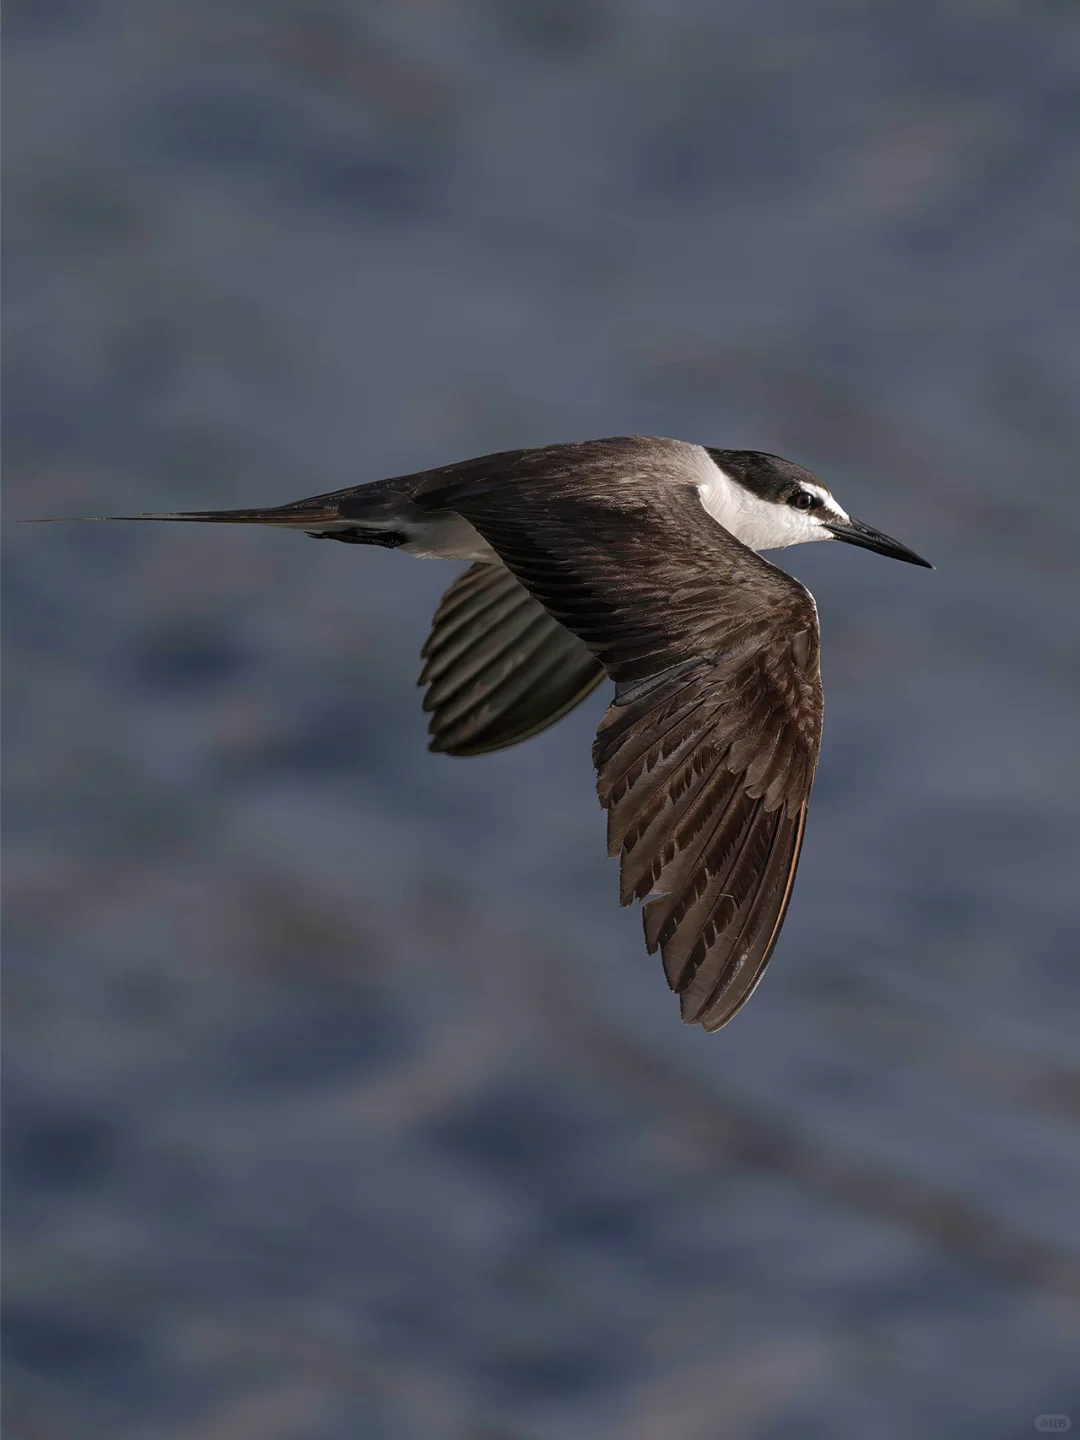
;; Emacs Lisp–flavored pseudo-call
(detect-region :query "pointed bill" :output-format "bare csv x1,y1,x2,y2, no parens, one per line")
824,516,933,568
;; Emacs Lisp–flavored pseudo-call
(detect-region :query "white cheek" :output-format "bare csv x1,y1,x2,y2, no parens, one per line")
693,455,853,552
696,465,830,551
776,508,831,548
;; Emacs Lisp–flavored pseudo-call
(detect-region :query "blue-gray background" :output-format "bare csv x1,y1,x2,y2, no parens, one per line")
4,3,1079,1437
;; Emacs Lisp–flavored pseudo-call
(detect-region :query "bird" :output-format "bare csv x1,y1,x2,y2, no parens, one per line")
48,436,931,1031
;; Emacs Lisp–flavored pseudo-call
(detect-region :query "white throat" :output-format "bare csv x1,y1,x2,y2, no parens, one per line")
696,455,849,552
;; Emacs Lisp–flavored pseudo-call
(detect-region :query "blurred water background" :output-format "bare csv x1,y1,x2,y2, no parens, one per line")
4,2,1080,1437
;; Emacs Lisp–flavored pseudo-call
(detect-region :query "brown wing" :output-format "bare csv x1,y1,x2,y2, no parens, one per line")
414,437,824,1029
420,563,606,756
592,639,818,1030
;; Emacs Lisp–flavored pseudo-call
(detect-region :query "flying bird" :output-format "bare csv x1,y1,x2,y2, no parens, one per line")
53,437,931,1030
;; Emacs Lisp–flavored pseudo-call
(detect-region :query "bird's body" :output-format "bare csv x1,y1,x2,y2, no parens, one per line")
49,437,931,1030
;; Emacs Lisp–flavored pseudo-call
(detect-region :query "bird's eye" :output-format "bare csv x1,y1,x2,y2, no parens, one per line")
791,490,819,511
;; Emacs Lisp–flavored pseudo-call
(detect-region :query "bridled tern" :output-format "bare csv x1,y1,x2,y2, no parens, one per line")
46,437,932,1030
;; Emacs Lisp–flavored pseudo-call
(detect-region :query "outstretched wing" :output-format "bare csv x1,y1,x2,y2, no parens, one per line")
415,437,824,1029
592,640,816,1030
420,563,606,756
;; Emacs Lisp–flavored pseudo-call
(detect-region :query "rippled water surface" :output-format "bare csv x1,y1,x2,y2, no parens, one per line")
5,3,1080,1436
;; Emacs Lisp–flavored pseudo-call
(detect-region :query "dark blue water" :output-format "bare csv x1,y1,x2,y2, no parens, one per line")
5,3,1079,1435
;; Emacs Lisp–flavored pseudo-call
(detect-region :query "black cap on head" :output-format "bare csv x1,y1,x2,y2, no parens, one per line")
706,449,824,504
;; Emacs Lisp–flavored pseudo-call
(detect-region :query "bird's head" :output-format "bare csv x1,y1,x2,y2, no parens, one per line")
703,449,932,567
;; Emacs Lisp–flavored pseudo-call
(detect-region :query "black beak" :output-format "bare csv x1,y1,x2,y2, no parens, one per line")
824,517,933,569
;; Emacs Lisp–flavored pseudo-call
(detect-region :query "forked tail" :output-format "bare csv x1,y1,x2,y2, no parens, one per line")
26,501,344,528
24,489,411,546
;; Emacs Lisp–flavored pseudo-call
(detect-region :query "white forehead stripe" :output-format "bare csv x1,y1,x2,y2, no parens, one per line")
803,482,850,523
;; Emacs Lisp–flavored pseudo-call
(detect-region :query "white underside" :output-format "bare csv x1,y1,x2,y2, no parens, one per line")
399,513,496,562
277,512,496,562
